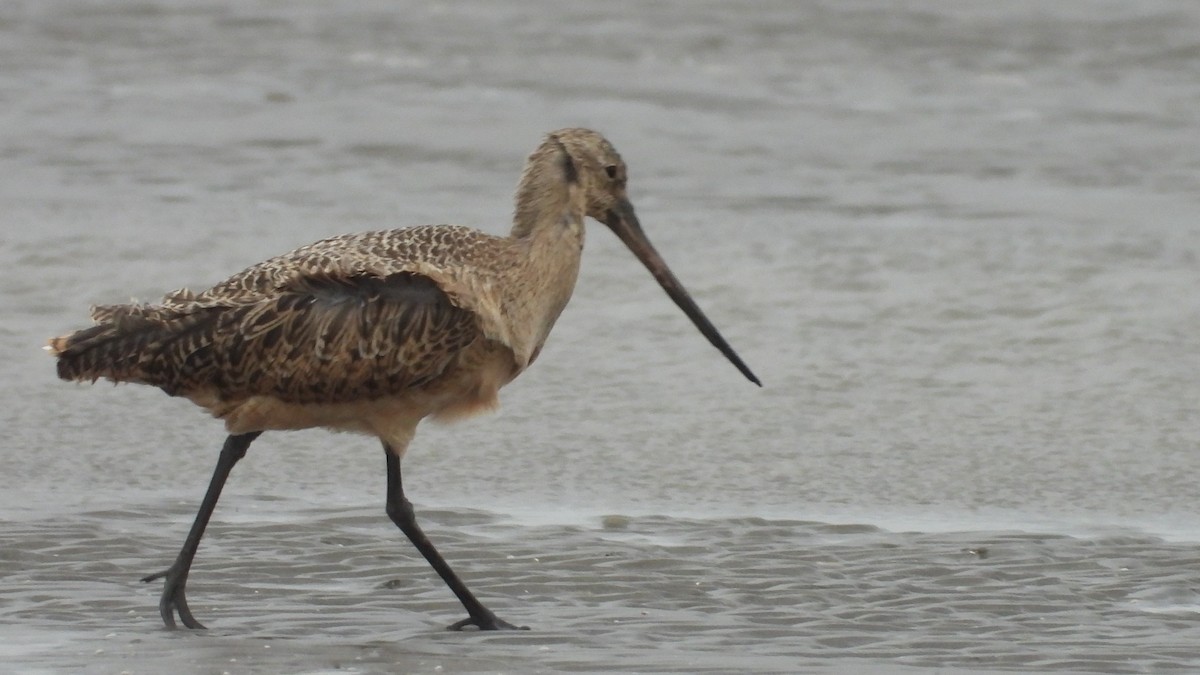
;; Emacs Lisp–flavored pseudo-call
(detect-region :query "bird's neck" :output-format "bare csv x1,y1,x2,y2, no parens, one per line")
510,181,574,241
499,153,588,368
509,138,586,241
511,200,585,351
510,153,587,302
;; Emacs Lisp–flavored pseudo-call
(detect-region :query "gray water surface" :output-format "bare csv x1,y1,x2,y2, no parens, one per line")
3,1,1200,673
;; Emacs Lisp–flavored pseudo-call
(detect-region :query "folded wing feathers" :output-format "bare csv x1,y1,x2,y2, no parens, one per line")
51,227,498,404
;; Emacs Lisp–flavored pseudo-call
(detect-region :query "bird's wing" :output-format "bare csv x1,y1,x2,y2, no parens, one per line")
152,270,484,403
164,226,518,352
57,226,521,401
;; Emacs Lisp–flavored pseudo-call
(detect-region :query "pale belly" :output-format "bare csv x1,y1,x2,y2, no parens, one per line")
187,340,522,454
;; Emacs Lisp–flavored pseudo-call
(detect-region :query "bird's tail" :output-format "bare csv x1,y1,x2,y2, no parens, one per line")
48,302,214,390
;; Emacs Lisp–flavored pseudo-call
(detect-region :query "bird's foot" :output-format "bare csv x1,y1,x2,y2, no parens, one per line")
446,610,529,631
141,564,206,629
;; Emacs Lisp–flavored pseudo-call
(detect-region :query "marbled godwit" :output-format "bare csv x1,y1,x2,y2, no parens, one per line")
48,128,760,631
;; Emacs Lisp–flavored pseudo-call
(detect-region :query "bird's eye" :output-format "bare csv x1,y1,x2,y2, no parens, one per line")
604,164,618,180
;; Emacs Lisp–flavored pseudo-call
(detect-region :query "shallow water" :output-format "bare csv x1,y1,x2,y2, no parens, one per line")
7,506,1200,674
3,0,1200,672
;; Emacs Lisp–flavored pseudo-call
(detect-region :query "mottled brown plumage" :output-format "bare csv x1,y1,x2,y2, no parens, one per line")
48,128,759,632
54,231,511,415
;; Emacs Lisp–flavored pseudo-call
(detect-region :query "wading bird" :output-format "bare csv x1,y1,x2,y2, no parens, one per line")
49,128,760,631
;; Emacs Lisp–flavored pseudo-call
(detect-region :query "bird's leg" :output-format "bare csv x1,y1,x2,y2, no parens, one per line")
382,444,528,631
141,431,261,629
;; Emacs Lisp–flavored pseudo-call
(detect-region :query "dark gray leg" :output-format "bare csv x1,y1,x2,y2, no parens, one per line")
141,431,262,629
382,443,527,630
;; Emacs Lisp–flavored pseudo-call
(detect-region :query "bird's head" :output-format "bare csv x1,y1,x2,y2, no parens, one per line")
517,128,761,387
546,128,630,227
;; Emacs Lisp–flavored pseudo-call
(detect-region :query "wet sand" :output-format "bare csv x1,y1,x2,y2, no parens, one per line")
6,503,1200,673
